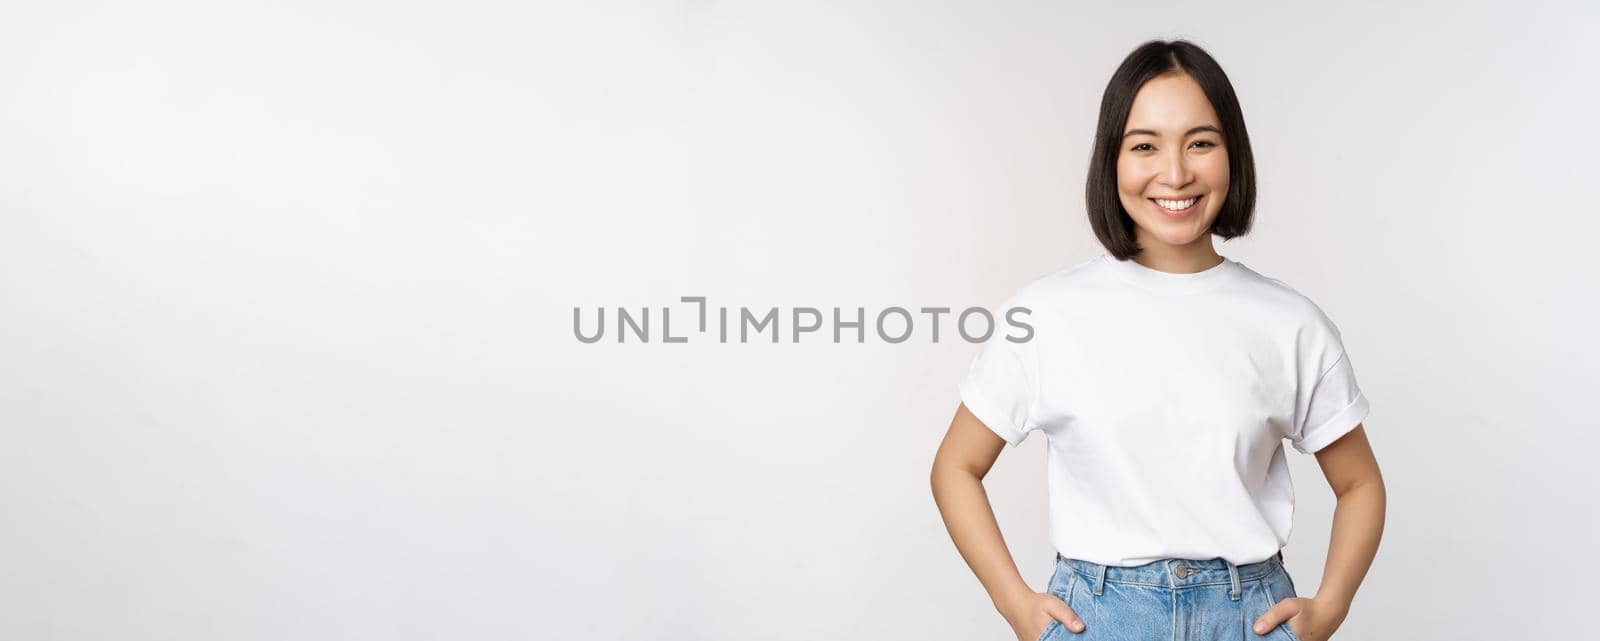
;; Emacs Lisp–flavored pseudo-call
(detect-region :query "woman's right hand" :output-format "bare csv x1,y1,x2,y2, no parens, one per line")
1000,589,1085,640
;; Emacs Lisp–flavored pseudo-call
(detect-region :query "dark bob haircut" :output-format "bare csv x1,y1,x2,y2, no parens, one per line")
1086,39,1256,259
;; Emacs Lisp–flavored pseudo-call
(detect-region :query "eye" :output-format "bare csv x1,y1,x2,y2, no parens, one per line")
1190,140,1217,149
1131,143,1154,152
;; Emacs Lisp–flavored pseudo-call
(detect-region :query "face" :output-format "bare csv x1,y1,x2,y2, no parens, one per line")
1116,72,1230,252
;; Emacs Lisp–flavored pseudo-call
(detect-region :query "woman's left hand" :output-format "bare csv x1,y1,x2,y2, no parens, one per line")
1252,595,1348,641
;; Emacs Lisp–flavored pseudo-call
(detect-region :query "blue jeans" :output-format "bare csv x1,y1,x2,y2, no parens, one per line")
1035,551,1303,641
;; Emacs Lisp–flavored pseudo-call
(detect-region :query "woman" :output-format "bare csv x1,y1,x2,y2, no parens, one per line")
929,40,1386,641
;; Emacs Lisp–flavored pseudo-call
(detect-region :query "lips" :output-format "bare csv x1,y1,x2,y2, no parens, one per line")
1150,195,1201,217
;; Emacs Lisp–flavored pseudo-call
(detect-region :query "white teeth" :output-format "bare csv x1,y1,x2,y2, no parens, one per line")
1155,197,1198,210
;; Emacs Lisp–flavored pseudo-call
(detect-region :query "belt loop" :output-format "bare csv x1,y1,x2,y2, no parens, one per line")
1092,563,1107,596
1226,559,1241,601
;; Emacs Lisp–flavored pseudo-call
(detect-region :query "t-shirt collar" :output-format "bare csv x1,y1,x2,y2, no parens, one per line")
1102,252,1241,294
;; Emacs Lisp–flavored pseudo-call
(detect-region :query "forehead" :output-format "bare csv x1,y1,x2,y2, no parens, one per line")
1125,72,1220,131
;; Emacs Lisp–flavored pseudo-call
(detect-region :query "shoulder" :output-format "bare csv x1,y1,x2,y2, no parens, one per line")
1002,253,1115,306
1229,260,1348,343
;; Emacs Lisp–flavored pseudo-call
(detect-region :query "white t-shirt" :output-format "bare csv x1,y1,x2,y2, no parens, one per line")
958,252,1369,567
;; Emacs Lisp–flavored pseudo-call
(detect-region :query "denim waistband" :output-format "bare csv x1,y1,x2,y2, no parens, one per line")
1056,550,1283,589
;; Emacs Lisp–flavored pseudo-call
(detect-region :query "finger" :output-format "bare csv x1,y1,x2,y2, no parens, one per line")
1251,601,1298,635
1047,601,1086,633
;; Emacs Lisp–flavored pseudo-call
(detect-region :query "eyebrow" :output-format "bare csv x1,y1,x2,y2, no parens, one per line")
1121,125,1223,139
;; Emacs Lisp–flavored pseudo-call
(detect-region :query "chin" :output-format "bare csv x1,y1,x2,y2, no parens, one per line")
1151,234,1204,248
1143,224,1214,248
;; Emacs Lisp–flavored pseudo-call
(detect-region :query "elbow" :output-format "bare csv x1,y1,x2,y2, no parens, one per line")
1333,474,1386,500
930,458,985,491
929,458,954,491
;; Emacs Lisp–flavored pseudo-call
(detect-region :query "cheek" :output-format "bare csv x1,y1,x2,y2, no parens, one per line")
1116,156,1146,195
1201,153,1230,189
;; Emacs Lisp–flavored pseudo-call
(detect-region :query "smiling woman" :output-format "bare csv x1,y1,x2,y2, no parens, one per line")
1116,73,1233,250
931,39,1386,641
1085,41,1256,262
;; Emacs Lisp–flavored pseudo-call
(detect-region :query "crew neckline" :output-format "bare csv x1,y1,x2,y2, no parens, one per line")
1101,252,1241,294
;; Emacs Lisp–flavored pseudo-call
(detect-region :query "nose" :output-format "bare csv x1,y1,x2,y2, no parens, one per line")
1160,148,1192,188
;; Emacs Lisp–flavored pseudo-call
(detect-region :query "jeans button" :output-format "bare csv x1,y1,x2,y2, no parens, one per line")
1174,561,1188,577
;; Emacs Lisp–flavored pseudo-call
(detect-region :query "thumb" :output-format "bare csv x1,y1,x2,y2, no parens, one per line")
1252,599,1302,635
1046,597,1086,633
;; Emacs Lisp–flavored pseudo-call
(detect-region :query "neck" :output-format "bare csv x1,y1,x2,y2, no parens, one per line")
1130,232,1223,274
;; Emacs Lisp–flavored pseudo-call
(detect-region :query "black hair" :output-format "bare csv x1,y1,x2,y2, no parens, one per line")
1086,39,1256,259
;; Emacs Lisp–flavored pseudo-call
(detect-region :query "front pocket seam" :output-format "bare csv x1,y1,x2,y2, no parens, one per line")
1037,570,1079,641
1035,565,1077,641
1263,576,1302,641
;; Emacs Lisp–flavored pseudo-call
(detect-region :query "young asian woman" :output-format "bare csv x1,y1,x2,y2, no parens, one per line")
930,40,1386,641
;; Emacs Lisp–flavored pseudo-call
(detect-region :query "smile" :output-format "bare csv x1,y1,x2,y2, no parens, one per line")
1150,195,1201,216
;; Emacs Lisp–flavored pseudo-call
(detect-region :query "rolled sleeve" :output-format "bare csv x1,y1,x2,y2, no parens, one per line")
957,328,1039,448
1291,349,1369,454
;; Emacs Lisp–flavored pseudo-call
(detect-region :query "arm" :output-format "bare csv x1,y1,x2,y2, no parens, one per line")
1253,424,1386,640
930,403,1085,640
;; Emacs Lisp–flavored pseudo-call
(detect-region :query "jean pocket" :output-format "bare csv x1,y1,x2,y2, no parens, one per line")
1261,564,1303,641
1032,618,1062,641
1034,570,1077,641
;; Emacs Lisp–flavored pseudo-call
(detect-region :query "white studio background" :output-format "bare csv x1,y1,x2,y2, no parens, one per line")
2,1,1596,640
